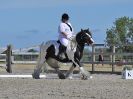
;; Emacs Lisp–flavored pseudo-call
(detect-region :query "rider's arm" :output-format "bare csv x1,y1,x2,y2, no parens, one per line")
61,32,68,37
60,23,68,38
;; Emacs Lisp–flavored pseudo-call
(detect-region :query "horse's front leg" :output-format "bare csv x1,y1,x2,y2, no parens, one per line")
72,58,91,80
65,63,75,79
79,66,91,80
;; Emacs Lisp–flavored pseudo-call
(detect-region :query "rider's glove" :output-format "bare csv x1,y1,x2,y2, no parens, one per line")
68,37,73,41
67,35,73,41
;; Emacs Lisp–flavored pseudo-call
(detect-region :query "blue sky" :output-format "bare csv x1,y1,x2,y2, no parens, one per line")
0,0,133,48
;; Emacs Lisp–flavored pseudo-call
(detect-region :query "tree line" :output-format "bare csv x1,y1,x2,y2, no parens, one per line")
105,16,133,52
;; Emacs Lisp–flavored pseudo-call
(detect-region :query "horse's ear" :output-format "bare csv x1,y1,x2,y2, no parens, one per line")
87,28,89,31
81,29,83,32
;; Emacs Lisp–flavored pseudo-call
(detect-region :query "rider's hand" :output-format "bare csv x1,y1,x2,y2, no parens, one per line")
67,35,73,41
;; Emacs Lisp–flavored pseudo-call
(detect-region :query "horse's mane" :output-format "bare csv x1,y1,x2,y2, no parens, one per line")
71,30,82,42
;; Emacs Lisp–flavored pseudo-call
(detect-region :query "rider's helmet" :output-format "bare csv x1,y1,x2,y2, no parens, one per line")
62,13,69,20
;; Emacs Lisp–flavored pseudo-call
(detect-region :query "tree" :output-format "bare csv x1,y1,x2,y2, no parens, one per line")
105,16,133,52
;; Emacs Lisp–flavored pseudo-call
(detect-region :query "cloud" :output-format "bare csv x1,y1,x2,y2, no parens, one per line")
15,29,40,39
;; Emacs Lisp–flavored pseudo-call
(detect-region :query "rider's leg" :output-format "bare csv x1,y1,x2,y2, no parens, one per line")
57,44,67,59
58,38,68,59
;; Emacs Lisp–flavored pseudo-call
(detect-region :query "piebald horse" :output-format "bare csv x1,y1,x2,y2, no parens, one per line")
32,29,94,79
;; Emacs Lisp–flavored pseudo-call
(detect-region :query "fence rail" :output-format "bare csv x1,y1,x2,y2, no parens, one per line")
82,61,133,65
0,44,133,73
0,45,12,73
0,54,6,62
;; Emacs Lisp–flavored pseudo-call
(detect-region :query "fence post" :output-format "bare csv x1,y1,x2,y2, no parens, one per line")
112,45,115,72
92,44,95,72
6,45,12,73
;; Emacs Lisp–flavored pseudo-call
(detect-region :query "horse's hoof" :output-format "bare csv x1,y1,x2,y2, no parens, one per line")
80,74,88,80
67,76,73,80
80,71,91,80
58,73,66,79
32,73,40,79
89,76,93,79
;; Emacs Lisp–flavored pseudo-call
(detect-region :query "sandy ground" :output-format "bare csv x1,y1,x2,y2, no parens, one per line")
0,74,133,99
0,64,133,99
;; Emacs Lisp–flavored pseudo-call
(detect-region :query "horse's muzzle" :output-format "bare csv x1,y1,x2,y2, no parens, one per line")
90,38,94,44
87,38,94,46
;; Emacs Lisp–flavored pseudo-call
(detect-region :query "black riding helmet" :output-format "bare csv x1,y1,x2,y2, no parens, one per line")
62,13,69,20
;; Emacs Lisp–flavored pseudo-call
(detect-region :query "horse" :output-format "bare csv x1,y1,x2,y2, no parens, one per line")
32,28,94,80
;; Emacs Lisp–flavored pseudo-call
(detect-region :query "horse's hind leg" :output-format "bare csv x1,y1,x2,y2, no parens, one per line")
32,43,46,79
55,68,66,79
46,58,66,79
33,57,46,79
32,60,46,79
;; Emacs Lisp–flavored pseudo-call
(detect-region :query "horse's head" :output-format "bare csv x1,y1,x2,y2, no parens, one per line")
76,28,94,45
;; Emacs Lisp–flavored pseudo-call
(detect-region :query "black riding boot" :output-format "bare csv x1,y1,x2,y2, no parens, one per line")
58,45,67,60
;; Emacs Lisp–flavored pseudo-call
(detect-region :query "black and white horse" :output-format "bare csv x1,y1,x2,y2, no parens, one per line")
32,29,94,79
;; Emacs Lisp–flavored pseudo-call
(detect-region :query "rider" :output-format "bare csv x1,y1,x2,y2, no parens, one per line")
58,13,74,59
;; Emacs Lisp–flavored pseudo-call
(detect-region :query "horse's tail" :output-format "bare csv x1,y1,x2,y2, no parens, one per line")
37,42,46,62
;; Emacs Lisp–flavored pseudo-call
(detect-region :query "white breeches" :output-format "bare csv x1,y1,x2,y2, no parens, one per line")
59,38,69,47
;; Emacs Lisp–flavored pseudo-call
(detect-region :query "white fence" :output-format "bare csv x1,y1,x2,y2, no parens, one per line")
0,54,6,62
